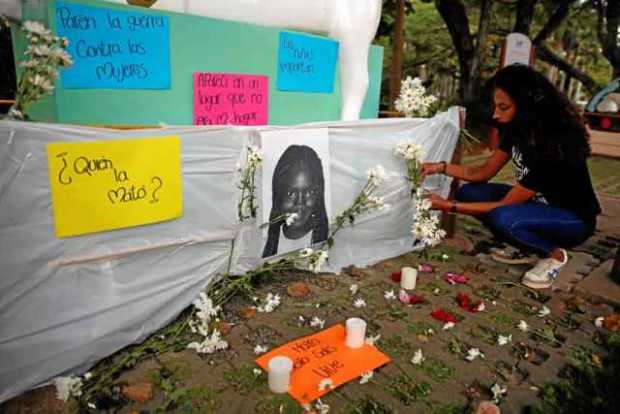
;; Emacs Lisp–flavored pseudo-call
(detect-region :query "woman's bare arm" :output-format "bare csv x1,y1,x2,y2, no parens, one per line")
422,149,511,183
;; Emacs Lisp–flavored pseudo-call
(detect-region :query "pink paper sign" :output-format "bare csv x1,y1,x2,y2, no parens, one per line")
193,72,269,126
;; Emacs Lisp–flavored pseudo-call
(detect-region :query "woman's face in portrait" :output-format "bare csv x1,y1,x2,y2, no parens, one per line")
493,88,517,124
280,167,320,239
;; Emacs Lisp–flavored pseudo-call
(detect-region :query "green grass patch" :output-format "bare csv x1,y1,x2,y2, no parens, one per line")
414,357,455,383
386,375,432,405
381,334,414,356
223,363,266,395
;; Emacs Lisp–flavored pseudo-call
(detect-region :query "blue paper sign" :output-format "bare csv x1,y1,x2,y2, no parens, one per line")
277,32,339,93
55,2,170,89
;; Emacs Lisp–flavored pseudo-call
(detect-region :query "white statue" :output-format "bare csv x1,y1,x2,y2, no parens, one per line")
2,0,382,120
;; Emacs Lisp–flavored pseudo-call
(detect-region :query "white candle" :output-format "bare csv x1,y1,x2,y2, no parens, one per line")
345,317,367,349
400,266,418,290
268,356,293,393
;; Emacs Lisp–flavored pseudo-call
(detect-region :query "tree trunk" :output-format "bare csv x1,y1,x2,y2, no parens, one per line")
389,0,406,112
514,0,538,35
595,0,620,80
467,0,492,102
435,0,474,103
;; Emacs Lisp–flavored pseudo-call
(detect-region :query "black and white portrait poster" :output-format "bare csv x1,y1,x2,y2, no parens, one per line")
260,128,331,258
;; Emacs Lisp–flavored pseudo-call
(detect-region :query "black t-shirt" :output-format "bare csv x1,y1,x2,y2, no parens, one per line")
498,132,601,231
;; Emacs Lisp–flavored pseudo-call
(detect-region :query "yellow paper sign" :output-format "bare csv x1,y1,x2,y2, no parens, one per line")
255,324,390,405
47,136,182,237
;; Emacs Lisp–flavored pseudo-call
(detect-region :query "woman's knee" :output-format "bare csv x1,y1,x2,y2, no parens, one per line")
486,205,515,235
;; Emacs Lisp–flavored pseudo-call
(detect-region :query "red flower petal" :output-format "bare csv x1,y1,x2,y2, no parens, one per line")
456,293,482,313
443,272,469,285
456,292,470,308
418,264,435,273
391,272,401,283
399,289,426,305
408,294,426,305
431,309,457,323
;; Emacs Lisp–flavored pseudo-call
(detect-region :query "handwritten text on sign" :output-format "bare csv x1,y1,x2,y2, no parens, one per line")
193,73,268,126
277,31,339,93
55,2,170,89
255,324,390,404
47,137,182,238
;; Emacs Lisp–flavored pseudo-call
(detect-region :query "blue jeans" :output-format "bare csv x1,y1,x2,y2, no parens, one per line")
455,183,592,256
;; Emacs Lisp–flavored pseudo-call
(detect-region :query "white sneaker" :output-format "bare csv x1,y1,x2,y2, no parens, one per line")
521,249,568,289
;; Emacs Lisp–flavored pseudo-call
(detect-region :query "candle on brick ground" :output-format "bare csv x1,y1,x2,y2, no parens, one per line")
400,266,418,290
345,317,367,349
268,356,293,393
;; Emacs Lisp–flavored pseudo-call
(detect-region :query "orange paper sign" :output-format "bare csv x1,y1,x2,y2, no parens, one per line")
255,324,390,404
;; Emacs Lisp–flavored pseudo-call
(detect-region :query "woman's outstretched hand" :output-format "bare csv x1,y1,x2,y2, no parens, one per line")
421,162,445,177
426,192,451,212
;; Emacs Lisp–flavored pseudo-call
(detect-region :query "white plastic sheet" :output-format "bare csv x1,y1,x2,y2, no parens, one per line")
0,107,459,402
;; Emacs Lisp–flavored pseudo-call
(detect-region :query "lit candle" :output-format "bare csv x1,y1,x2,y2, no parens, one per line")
400,266,418,290
345,317,367,349
268,356,293,393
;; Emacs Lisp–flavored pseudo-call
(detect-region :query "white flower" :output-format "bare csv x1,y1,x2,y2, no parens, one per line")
314,399,330,414
411,349,425,365
254,344,268,355
87,402,97,410
491,383,507,404
518,320,529,332
52,376,83,401
310,316,325,329
256,293,281,313
359,370,374,384
476,302,486,312
187,329,228,354
497,334,512,346
7,107,24,119
411,192,447,247
246,144,262,164
285,212,298,226
384,290,396,300
442,322,455,330
441,254,450,260
538,306,551,318
307,249,329,273
83,372,92,380
349,283,359,295
394,76,437,118
465,348,484,361
595,316,604,328
394,140,424,161
365,334,381,346
192,292,221,325
363,195,386,212
367,165,387,185
298,248,314,258
298,315,306,324
354,298,367,308
23,21,49,37
318,378,333,391
253,368,262,376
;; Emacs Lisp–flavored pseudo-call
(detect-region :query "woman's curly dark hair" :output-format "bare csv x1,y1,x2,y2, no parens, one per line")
262,145,329,258
490,64,591,163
